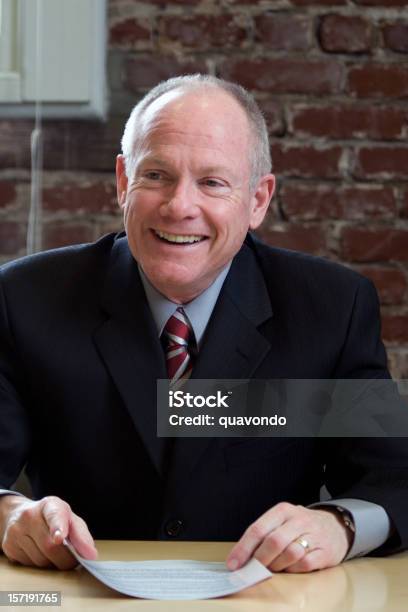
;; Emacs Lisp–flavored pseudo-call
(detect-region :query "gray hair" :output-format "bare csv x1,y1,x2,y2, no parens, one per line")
121,74,272,191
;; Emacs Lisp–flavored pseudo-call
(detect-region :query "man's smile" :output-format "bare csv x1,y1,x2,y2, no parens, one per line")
152,229,208,245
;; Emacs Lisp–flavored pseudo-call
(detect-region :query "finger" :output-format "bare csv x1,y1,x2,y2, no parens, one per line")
67,513,98,560
268,537,312,572
227,502,293,570
43,542,80,571
285,549,326,573
252,519,307,568
7,545,36,567
41,497,96,564
27,523,82,570
20,534,53,568
41,497,71,544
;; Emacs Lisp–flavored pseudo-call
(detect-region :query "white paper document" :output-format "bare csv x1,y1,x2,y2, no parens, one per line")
64,540,272,600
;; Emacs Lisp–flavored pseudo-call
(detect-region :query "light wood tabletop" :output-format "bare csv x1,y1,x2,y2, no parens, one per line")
1,540,408,612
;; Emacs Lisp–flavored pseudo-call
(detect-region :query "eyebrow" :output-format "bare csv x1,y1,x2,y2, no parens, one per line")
137,156,171,169
138,156,235,178
199,165,234,177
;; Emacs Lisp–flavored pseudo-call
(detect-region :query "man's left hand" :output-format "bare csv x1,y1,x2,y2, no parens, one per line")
226,502,353,573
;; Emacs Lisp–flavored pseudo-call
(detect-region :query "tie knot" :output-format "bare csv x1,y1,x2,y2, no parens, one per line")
163,307,192,347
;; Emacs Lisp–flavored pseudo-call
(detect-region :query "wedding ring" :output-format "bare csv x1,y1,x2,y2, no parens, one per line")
294,537,310,551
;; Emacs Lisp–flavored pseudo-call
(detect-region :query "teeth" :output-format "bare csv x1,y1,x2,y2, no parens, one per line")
155,230,203,244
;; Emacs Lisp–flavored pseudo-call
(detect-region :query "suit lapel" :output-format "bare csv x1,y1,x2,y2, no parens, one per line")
92,236,168,477
166,242,273,502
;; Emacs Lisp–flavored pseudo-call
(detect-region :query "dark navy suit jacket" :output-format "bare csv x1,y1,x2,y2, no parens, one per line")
0,232,407,552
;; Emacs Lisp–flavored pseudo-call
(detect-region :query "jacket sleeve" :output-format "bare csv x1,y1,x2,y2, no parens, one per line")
0,270,31,490
324,276,408,555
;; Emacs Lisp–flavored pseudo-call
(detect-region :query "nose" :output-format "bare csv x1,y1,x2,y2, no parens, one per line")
159,178,200,220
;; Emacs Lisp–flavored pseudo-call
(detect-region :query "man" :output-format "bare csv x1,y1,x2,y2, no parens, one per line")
0,75,407,573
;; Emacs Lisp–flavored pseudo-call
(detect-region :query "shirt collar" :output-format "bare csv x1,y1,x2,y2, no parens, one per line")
139,264,231,347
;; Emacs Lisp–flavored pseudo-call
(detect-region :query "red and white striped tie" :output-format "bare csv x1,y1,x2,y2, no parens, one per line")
163,307,194,387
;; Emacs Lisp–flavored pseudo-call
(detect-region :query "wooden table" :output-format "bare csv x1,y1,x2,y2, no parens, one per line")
2,540,408,611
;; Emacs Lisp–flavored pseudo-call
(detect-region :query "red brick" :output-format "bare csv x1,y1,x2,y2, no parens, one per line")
146,0,201,3
354,147,408,180
281,185,341,219
354,0,408,5
43,224,94,250
291,104,408,140
339,186,396,219
256,224,327,256
219,59,344,95
124,56,207,92
43,183,118,214
0,222,25,255
227,0,289,3
348,64,408,98
0,121,32,168
290,0,347,4
357,266,407,305
319,15,372,53
0,119,123,172
341,228,408,262
109,18,151,49
0,182,16,208
41,118,125,172
256,99,285,136
271,144,342,178
383,23,408,53
341,187,396,219
159,15,247,49
382,315,408,344
403,190,408,217
281,185,396,220
254,14,310,51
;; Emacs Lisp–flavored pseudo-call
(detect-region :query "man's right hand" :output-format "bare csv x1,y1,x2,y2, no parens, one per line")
0,494,98,569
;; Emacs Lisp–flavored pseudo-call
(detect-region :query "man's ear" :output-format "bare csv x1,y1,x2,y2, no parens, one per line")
249,174,276,230
116,155,128,208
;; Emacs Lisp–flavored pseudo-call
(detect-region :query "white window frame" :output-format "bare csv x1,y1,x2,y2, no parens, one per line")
0,0,107,119
0,0,21,102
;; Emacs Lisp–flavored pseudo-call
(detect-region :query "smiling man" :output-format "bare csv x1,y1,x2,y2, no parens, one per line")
116,85,274,303
0,75,407,573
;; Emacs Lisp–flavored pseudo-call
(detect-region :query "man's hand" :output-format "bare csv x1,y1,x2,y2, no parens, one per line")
0,495,97,569
226,502,353,573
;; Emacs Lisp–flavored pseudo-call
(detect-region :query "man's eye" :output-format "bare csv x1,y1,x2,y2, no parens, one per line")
144,171,163,181
203,179,223,188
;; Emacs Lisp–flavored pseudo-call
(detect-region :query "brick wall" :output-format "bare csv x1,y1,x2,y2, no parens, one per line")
0,0,407,376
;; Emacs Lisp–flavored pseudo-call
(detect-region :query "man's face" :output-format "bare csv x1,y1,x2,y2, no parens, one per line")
116,89,275,303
